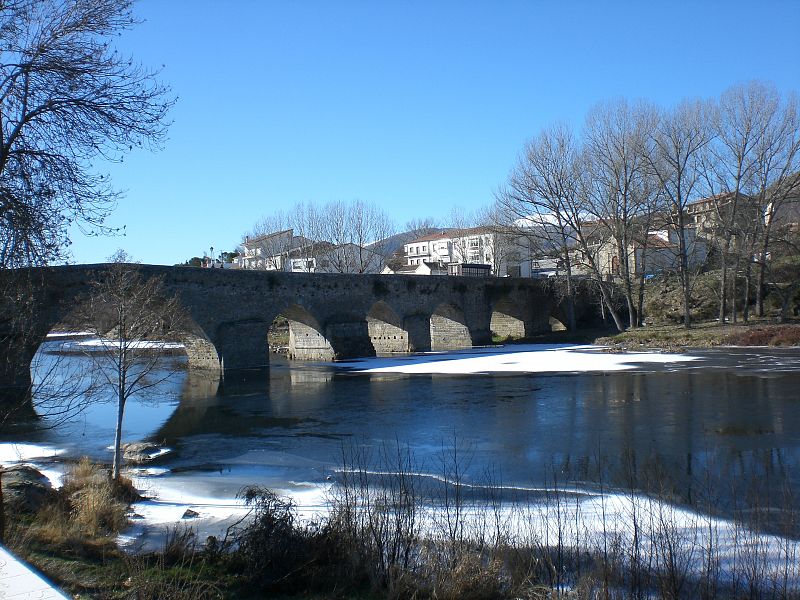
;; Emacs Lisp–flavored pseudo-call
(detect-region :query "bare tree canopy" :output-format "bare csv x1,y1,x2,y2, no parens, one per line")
242,199,396,273
0,0,173,267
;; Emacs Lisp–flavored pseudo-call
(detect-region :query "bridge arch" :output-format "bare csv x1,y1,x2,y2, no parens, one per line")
490,296,529,341
430,303,472,351
278,304,335,361
367,301,408,354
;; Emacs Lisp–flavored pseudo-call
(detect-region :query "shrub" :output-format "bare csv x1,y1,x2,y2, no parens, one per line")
125,553,222,600
724,325,800,346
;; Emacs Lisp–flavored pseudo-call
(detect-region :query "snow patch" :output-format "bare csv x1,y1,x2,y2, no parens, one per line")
337,344,700,375
0,443,64,465
68,339,185,350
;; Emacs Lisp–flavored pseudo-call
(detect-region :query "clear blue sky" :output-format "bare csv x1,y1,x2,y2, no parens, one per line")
68,0,800,265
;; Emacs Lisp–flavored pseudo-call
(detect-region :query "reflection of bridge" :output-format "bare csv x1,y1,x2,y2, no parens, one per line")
0,265,589,398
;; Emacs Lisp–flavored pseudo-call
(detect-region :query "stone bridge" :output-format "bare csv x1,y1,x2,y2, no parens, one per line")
0,264,592,399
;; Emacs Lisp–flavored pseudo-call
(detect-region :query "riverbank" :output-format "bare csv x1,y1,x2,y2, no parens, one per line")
5,445,800,599
593,321,800,351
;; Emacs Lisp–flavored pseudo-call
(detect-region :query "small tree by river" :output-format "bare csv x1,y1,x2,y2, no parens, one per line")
78,264,186,481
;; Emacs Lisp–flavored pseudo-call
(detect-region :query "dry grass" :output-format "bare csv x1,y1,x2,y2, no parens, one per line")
723,324,800,347
595,321,800,350
432,553,508,600
69,479,128,536
124,553,223,600
13,458,132,557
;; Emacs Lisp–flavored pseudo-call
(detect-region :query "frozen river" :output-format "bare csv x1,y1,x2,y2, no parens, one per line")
5,340,800,552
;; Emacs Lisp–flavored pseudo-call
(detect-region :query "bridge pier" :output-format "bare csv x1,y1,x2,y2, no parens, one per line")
288,320,334,361
404,314,432,353
431,304,473,351
182,333,221,370
326,320,374,359
0,338,37,421
215,320,269,371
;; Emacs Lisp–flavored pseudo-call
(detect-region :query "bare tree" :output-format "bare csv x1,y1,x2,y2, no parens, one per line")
582,99,659,328
241,211,296,270
444,207,479,266
405,216,442,235
647,99,714,328
444,206,514,275
316,199,396,273
77,265,186,481
495,124,584,329
0,0,173,267
751,93,800,317
699,83,778,324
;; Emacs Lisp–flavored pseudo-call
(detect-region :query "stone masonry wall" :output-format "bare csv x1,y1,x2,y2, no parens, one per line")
0,265,584,399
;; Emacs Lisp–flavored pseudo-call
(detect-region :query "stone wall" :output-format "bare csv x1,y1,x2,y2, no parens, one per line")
0,265,590,400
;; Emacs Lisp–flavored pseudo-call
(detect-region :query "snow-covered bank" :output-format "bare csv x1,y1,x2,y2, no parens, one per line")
120,472,330,551
119,468,799,588
0,443,66,488
335,344,700,375
0,443,64,465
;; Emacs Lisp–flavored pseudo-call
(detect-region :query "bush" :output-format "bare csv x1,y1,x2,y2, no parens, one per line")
225,486,360,594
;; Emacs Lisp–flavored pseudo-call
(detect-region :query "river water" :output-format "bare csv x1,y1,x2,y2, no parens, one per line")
8,340,800,541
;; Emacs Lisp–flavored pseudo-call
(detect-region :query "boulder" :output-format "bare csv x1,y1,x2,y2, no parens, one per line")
122,442,167,464
1,465,55,513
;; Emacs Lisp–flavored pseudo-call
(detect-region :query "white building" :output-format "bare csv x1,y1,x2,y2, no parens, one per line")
402,227,534,277
403,232,453,267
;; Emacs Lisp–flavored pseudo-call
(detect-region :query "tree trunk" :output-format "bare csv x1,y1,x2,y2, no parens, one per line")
598,279,626,332
112,391,125,481
599,293,607,325
619,240,637,329
636,273,646,327
756,236,770,318
718,246,728,325
563,249,576,332
731,256,739,324
677,226,692,329
743,260,752,323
